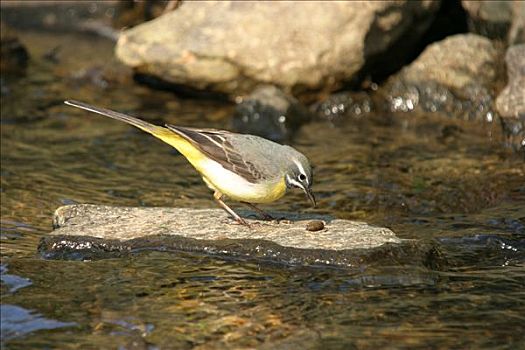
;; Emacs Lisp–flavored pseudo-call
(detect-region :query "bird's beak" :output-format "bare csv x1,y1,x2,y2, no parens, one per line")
303,187,316,207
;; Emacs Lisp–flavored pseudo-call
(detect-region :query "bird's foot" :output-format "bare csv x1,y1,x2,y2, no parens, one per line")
225,216,253,228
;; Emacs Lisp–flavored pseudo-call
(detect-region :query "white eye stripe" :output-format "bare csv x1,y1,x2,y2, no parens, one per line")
286,174,304,190
293,159,306,175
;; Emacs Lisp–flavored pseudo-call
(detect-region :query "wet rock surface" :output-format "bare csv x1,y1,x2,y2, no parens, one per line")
312,91,374,123
115,1,439,95
384,34,501,122
496,44,525,152
232,85,313,141
40,204,443,268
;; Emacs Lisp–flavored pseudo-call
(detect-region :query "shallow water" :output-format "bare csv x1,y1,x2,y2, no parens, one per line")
1,31,524,349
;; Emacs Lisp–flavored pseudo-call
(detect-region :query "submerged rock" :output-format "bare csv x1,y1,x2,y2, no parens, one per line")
496,44,525,152
116,1,439,95
232,85,313,142
40,204,445,269
384,34,501,122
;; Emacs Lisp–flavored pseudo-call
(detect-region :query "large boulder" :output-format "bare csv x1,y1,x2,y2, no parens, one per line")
116,1,439,95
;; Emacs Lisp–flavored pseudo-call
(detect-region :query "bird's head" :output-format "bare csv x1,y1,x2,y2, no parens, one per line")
284,153,316,207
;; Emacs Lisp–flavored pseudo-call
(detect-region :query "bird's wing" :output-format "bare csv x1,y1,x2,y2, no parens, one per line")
165,125,270,183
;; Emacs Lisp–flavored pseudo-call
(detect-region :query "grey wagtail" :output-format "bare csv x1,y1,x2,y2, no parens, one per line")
64,100,315,226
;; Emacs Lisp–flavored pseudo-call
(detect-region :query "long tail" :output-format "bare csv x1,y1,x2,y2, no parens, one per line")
65,100,166,135
64,100,204,165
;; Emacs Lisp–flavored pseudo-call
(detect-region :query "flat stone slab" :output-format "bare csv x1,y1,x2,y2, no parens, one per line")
39,204,444,268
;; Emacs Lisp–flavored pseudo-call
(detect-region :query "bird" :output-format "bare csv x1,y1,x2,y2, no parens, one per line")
64,100,315,226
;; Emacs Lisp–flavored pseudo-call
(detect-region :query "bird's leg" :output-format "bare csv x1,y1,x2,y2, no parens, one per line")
213,191,249,226
241,202,274,220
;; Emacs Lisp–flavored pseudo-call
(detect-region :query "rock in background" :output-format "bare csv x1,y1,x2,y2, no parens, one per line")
0,22,29,75
461,0,513,41
232,85,313,142
0,1,119,40
496,44,525,152
461,0,525,44
509,1,525,44
384,34,502,122
116,1,439,95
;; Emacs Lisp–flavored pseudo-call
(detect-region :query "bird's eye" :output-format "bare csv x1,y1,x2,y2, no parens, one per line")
298,173,306,181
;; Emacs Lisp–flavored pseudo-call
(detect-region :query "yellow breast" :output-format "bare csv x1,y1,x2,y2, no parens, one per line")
154,130,287,203
199,157,287,204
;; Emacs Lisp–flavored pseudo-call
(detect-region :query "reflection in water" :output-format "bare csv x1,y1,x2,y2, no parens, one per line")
0,304,76,342
1,31,524,349
1,264,32,293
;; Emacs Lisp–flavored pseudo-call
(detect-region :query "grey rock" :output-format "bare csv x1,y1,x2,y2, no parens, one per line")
40,204,444,268
509,1,525,44
461,0,525,45
385,34,501,122
115,1,439,95
496,44,525,151
50,204,400,250
232,85,313,142
461,0,513,40
400,34,499,90
496,45,525,119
